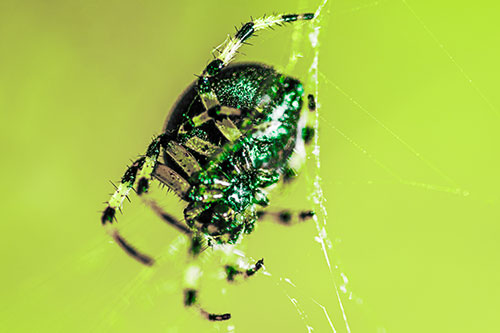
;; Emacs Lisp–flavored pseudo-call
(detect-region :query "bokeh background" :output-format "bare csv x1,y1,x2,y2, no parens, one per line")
1,0,499,332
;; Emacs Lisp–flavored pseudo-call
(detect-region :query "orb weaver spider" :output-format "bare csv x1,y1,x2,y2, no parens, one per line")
101,12,317,321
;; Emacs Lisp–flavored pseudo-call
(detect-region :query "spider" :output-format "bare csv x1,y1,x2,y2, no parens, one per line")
101,12,317,321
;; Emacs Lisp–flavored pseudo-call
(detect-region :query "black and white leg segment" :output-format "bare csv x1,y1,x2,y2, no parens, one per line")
101,157,145,225
225,258,264,282
101,135,166,225
257,209,315,225
212,13,316,69
281,93,317,184
192,13,315,127
302,93,316,145
135,135,165,195
184,264,231,321
100,134,173,266
191,102,243,127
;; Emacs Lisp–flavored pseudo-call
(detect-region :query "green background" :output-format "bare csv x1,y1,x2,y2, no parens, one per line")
1,0,499,332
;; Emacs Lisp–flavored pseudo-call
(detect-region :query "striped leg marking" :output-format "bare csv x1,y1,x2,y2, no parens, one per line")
256,209,315,225
184,267,231,321
101,135,165,225
193,13,315,125
225,258,265,282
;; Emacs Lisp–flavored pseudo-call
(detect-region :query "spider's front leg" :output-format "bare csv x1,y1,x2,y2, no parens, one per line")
188,12,316,128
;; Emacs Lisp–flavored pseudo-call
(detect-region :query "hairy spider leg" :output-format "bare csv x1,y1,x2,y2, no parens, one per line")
210,13,315,71
192,12,315,124
102,131,209,224
99,135,167,265
101,135,166,226
101,134,202,265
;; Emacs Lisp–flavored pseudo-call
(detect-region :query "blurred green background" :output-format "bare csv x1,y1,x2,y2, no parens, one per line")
1,0,499,332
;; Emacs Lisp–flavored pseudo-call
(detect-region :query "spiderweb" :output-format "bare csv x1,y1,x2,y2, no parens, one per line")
80,1,479,332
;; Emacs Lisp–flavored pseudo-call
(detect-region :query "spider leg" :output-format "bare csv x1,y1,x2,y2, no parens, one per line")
214,118,242,142
191,105,242,127
207,13,315,72
152,162,191,198
302,93,316,145
280,92,317,184
142,198,192,235
256,209,315,225
162,141,202,177
190,12,315,126
109,229,155,266
100,136,163,265
101,135,200,264
307,93,316,112
184,263,231,321
151,138,207,199
101,134,165,225
182,135,220,156
145,138,218,234
225,258,264,282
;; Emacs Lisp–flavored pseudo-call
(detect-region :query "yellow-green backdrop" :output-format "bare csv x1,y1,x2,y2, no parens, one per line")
1,0,499,332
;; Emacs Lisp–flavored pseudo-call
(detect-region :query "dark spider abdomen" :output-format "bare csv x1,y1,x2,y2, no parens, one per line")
164,63,277,134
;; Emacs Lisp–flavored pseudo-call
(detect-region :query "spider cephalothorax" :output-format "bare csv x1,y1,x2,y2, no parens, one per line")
101,12,317,321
